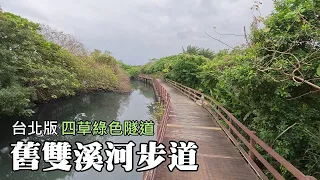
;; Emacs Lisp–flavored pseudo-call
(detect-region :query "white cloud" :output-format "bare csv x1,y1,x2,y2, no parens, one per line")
0,0,274,65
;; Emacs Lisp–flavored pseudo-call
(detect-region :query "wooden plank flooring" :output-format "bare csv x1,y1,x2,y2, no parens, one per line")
154,80,259,180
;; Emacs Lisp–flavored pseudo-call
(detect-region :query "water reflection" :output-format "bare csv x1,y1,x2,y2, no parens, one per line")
132,81,156,114
0,81,156,180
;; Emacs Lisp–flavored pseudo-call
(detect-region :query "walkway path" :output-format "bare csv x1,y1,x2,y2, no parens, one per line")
154,80,259,180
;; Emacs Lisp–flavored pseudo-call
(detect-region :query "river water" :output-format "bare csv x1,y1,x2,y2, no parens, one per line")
0,81,156,180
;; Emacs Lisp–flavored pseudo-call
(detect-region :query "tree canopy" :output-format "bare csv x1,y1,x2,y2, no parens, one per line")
0,11,130,118
182,45,215,59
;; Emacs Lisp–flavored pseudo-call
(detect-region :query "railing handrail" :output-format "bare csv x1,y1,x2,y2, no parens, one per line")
138,75,171,180
137,74,316,180
163,78,316,180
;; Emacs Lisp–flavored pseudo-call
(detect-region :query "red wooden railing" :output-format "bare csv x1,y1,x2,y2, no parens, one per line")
137,75,316,180
165,78,316,180
137,75,172,180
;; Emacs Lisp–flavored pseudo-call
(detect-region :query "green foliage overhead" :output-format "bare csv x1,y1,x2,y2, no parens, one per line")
0,11,130,117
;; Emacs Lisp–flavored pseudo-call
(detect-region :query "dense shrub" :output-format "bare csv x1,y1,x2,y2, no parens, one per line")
0,12,130,117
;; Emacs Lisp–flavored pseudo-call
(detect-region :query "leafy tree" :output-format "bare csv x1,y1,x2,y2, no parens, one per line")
0,11,131,118
165,54,209,88
182,45,215,59
251,0,320,92
198,48,215,59
182,45,200,54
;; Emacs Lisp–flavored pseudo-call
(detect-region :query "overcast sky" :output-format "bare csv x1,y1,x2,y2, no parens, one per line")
0,0,274,65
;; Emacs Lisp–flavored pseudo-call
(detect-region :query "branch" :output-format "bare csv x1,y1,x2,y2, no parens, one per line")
244,26,251,47
272,123,297,147
262,47,301,65
306,77,320,82
212,27,245,37
258,66,320,90
286,90,320,100
292,75,320,90
204,31,233,48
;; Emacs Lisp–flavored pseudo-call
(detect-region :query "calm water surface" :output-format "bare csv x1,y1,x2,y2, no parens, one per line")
0,81,156,180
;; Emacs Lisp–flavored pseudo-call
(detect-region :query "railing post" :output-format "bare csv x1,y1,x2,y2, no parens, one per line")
201,94,204,106
161,87,165,104
249,131,256,161
160,88,163,105
165,92,167,104
229,117,233,134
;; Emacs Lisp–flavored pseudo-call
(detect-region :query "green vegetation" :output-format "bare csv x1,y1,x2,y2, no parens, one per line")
151,102,164,123
0,11,130,118
182,45,215,59
120,62,141,78
140,0,320,178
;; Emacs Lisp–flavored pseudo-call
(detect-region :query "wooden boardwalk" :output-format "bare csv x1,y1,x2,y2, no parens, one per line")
154,80,259,180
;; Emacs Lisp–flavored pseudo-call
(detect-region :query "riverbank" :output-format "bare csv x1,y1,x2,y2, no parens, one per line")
33,85,133,106
0,81,156,180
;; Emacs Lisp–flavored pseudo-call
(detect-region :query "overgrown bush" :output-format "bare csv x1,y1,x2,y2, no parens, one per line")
0,11,131,118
